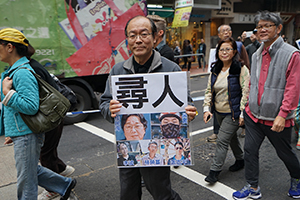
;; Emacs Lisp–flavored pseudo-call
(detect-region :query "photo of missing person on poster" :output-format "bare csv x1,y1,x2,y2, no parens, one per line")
115,113,151,141
151,111,188,139
115,112,192,168
117,141,139,167
140,140,164,166
166,138,191,166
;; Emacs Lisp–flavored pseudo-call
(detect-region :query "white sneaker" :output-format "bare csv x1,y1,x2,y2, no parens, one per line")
60,165,75,177
38,189,59,200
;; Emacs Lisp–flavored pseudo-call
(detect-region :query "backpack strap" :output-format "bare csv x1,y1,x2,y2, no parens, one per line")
8,63,29,78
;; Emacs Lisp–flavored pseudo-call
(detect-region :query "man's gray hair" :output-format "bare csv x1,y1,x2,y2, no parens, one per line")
254,11,283,27
217,25,231,33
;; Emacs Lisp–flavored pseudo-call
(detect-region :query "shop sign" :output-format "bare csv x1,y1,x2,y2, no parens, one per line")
194,0,221,9
238,14,256,22
190,9,211,22
172,6,193,28
175,0,193,9
211,0,234,18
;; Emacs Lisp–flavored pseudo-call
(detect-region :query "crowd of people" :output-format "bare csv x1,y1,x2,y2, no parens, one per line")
202,11,300,200
2,10,300,200
170,38,207,71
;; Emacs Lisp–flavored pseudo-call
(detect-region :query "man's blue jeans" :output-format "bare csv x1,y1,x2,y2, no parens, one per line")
197,55,205,68
12,133,72,200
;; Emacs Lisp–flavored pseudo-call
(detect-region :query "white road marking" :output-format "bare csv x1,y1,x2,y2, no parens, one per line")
190,89,206,95
191,126,213,136
171,166,235,200
192,96,205,101
74,122,236,199
74,122,116,143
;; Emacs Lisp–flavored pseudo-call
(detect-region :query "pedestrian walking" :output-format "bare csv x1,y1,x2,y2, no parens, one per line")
233,11,300,200
245,29,261,67
182,39,193,71
173,41,181,65
25,44,76,200
207,24,250,143
197,38,206,69
99,16,197,200
0,28,76,200
203,37,250,184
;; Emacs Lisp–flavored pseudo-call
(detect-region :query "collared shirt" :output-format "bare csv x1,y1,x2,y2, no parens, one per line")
245,46,300,127
141,153,164,166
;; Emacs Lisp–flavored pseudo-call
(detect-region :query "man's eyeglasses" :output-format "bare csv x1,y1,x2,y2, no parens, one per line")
256,24,276,31
219,48,233,53
127,32,152,41
176,147,183,150
220,28,231,34
124,124,143,130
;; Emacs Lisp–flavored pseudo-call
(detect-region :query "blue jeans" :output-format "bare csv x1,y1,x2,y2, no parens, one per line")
12,133,72,200
197,55,205,68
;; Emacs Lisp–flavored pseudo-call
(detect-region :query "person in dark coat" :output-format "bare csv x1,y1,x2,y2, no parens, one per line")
147,15,175,62
245,30,261,67
99,16,197,200
197,38,206,68
182,39,193,71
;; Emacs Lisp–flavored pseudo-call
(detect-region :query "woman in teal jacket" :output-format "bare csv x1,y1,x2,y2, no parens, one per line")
0,28,76,200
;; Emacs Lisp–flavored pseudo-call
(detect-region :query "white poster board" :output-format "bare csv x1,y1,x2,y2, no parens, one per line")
208,48,216,72
111,72,192,167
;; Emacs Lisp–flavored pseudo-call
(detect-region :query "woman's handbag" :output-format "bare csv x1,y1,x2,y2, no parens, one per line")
11,67,71,134
187,44,194,62
187,56,194,62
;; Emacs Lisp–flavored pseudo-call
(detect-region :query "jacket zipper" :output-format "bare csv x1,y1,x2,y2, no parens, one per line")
227,77,235,121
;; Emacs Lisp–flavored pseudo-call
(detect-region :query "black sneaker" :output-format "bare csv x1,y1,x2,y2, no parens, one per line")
205,170,221,184
229,160,244,172
61,179,77,200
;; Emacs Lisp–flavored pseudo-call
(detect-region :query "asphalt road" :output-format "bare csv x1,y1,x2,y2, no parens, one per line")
2,74,300,200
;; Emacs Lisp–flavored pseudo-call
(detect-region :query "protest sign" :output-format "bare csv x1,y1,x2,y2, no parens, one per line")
111,72,193,167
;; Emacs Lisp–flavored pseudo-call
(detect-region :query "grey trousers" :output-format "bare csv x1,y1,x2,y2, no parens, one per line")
244,111,300,188
211,112,243,171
